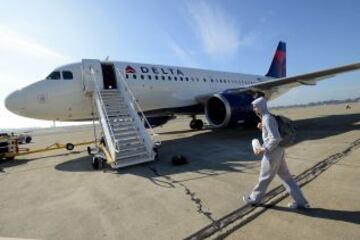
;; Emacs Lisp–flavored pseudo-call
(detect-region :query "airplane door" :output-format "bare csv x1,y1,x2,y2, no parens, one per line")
82,59,104,93
101,64,117,89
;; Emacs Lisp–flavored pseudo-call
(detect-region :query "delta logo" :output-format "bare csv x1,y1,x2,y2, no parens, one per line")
125,65,136,74
125,65,184,76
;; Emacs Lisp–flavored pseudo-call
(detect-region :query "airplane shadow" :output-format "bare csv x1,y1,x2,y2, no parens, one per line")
54,113,360,179
267,205,360,225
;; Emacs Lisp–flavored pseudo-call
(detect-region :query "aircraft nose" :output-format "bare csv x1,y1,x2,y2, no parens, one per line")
5,90,25,115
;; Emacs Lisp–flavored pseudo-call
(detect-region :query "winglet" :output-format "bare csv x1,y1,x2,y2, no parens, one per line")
266,41,286,78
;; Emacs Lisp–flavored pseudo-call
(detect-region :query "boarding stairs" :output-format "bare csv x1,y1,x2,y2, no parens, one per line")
82,59,159,169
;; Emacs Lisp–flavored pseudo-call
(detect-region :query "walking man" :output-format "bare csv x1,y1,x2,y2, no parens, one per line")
243,97,310,209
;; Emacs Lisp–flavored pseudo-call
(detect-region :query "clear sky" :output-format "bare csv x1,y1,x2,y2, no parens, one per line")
0,0,359,129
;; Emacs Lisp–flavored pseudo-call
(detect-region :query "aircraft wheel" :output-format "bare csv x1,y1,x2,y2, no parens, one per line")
65,143,75,151
190,119,204,130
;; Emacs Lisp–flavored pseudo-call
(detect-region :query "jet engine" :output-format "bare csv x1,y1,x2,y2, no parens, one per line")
205,92,259,128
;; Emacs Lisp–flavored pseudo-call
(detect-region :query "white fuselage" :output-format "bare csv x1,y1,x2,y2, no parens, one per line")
5,61,269,121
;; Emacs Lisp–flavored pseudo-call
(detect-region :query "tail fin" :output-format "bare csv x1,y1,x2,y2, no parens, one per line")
266,41,286,78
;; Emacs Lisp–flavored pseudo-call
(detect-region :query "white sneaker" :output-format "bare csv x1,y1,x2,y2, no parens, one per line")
288,202,310,209
242,195,259,206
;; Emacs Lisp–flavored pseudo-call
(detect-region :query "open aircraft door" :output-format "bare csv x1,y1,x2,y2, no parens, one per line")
82,59,104,94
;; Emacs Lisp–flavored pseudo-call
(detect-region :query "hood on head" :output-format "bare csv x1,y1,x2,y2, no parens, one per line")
251,97,269,115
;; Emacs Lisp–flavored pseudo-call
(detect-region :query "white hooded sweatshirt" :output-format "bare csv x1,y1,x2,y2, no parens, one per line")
251,97,282,154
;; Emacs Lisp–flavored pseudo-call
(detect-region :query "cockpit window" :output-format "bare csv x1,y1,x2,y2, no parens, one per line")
46,71,61,80
62,71,73,80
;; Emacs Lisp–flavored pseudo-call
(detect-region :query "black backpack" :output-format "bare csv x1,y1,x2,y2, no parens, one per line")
273,114,296,147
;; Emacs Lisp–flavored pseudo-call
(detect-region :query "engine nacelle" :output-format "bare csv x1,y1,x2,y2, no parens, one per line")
205,93,258,128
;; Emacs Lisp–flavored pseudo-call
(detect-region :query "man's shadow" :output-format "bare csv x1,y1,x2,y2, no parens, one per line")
267,205,360,225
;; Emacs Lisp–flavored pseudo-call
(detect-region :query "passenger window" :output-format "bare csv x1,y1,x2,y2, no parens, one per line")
133,74,137,79
203,78,207,82
140,75,144,80
174,77,177,81
185,77,189,81
155,75,159,80
62,71,73,80
162,76,165,80
148,75,152,80
46,71,61,80
180,77,183,81
126,74,129,79
168,76,171,80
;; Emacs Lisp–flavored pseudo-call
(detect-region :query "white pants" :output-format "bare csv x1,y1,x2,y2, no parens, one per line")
250,147,308,205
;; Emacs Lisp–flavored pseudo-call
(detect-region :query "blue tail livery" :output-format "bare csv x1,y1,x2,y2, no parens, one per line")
266,41,286,78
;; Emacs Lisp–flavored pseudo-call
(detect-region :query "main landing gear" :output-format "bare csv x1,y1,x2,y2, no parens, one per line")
190,116,204,130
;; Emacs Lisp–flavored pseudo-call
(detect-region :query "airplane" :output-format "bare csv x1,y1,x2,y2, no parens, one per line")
5,42,360,131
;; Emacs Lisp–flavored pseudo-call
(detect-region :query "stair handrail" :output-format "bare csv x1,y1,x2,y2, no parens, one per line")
87,67,120,153
114,67,161,146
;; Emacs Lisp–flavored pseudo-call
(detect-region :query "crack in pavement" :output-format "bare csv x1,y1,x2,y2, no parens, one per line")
148,166,216,224
185,138,360,240
177,181,216,223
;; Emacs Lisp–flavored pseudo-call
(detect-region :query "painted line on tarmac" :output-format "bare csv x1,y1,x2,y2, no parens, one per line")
185,138,360,240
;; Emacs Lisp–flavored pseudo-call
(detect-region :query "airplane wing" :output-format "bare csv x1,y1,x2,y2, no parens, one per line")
224,62,360,100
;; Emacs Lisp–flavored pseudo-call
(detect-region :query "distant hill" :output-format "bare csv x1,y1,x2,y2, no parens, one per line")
271,97,359,109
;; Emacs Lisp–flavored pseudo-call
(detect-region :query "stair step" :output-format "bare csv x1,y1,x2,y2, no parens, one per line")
100,90,121,95
116,137,143,145
101,95,123,99
110,123,134,129
104,103,127,108
118,146,146,155
100,92,122,96
115,133,141,141
103,97,125,101
116,150,148,160
100,90,120,94
110,119,133,125
106,110,129,115
114,131,139,138
108,119,133,125
102,101,126,106
101,96,123,100
113,155,153,169
118,143,145,151
108,116,133,121
117,140,144,149
107,113,130,118
112,125,138,132
103,104,126,109
106,109,129,114
113,128,138,134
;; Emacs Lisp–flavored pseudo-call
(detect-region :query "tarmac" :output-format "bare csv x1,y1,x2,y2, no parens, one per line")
0,103,359,240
